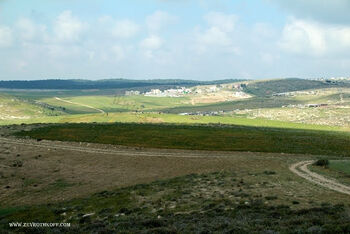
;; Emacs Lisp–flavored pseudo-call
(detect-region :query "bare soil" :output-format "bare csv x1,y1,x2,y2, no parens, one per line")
290,160,350,195
1,124,349,208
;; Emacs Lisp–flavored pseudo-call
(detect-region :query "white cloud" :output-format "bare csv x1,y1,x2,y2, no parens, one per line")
279,19,350,57
204,12,237,33
140,35,163,50
194,12,239,54
260,52,279,64
0,26,13,47
112,20,139,39
146,11,176,32
16,18,47,41
196,27,231,48
111,45,125,61
139,35,163,59
268,0,350,24
16,18,37,40
53,11,87,43
45,44,81,58
252,23,276,38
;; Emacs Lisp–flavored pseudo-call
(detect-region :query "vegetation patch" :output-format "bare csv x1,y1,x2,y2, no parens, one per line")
15,122,350,157
243,78,347,97
329,160,350,176
1,171,350,233
314,159,330,167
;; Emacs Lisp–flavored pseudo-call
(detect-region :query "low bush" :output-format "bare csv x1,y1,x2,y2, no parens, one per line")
314,159,329,167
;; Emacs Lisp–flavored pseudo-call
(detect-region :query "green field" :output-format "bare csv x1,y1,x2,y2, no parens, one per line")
329,161,350,175
2,78,350,128
2,111,345,132
1,89,119,100
164,96,302,113
243,78,349,97
15,122,350,157
40,95,192,114
0,94,63,120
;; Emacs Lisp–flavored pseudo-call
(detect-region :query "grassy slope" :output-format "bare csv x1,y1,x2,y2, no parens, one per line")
0,94,62,119
2,78,348,116
162,80,349,114
40,95,192,114
38,98,103,114
294,92,350,105
15,122,350,157
1,112,345,132
1,171,349,233
243,78,346,97
330,161,350,175
164,96,302,113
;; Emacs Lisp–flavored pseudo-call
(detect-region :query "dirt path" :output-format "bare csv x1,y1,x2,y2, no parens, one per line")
54,97,105,114
0,135,253,205
2,131,349,206
290,160,350,195
0,137,231,159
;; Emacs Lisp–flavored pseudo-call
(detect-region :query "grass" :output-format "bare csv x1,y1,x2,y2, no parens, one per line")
237,106,350,127
39,97,103,114
243,78,345,97
1,112,346,133
1,171,350,233
15,122,350,157
0,94,62,119
46,179,75,191
1,90,195,115
39,95,192,114
164,96,303,113
329,160,350,175
1,89,126,100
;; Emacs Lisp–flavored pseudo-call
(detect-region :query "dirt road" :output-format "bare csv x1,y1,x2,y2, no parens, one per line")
290,160,350,195
0,137,233,159
0,134,257,205
2,131,350,207
54,97,105,114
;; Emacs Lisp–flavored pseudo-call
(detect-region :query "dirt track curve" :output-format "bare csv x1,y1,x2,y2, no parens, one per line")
3,132,350,196
290,160,350,195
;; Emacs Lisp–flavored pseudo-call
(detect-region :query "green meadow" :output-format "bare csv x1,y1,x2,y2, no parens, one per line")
16,122,350,157
40,95,192,114
1,111,346,132
329,160,350,175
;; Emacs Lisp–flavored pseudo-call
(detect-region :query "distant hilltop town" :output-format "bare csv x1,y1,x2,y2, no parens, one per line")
125,83,245,98
144,87,192,97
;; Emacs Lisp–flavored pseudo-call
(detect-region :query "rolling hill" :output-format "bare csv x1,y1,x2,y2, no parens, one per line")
0,78,244,90
243,78,349,97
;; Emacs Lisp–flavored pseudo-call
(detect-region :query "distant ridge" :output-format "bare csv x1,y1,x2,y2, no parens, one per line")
0,79,245,90
243,78,350,97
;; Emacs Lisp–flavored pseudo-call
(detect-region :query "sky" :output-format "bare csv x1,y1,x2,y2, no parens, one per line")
0,0,350,80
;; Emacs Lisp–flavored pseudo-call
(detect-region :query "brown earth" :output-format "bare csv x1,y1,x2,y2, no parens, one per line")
290,160,350,195
1,124,349,208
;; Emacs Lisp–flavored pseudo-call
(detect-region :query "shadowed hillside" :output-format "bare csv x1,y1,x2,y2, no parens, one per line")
243,78,349,97
0,79,244,90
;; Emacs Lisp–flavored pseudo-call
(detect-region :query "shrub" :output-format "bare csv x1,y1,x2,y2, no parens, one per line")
314,159,329,167
265,196,278,201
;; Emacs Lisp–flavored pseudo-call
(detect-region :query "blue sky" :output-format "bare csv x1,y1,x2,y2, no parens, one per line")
0,0,350,80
